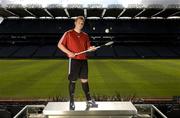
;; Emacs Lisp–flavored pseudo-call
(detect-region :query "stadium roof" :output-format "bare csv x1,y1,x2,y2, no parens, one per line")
0,3,180,19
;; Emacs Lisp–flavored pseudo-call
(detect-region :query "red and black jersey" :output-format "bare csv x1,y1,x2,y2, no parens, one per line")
59,29,91,60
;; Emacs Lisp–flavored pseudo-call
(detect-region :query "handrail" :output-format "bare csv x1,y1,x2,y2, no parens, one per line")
151,105,168,118
13,106,27,118
13,105,45,118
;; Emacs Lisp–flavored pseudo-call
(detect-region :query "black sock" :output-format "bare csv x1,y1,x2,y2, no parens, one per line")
81,82,91,101
69,81,76,102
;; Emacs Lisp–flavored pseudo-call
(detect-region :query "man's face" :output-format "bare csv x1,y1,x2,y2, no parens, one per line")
75,19,84,30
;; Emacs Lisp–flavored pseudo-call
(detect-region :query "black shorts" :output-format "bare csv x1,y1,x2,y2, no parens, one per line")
68,59,88,81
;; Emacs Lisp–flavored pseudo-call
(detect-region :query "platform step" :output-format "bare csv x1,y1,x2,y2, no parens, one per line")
43,102,137,118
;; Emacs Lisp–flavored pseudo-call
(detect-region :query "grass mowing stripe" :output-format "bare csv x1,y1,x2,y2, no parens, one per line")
136,60,180,96
110,60,155,96
112,60,164,96
0,60,41,78
119,60,170,96
0,59,180,99
89,60,120,95
23,60,68,98
137,60,180,83
15,61,67,98
95,60,136,95
0,60,66,98
152,60,180,79
0,60,43,90
89,59,180,97
0,60,47,97
127,60,180,96
88,60,107,96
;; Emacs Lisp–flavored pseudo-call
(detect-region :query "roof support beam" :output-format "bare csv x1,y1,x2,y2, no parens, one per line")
101,9,106,18
64,9,70,18
44,9,54,18
24,8,36,17
134,9,146,17
151,8,166,17
118,8,126,18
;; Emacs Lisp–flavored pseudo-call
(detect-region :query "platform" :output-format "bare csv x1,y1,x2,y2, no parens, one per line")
43,101,137,118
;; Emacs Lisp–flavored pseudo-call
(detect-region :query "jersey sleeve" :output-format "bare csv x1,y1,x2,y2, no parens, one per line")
59,32,68,46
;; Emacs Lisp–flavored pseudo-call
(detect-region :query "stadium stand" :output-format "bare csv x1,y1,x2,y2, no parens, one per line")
150,46,178,58
0,46,19,58
96,46,115,58
32,45,56,58
87,51,96,58
54,47,66,58
0,45,180,59
114,46,138,58
11,46,38,58
170,47,180,56
132,46,158,58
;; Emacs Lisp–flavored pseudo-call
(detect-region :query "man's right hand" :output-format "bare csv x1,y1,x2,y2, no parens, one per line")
68,52,75,58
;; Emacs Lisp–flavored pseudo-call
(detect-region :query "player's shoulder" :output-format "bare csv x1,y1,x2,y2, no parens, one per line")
81,31,89,37
65,29,73,34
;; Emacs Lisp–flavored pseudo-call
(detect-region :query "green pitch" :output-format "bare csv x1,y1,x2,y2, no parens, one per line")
0,59,180,99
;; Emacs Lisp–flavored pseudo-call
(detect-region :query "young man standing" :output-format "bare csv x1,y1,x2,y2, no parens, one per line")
58,16,97,110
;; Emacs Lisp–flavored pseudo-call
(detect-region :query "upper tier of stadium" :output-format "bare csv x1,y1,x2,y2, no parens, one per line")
0,0,180,19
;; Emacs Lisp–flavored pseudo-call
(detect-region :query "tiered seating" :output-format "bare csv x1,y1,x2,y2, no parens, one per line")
54,48,66,58
150,46,178,58
33,45,56,58
133,46,158,58
0,46,19,58
12,46,38,58
96,47,115,58
170,47,180,56
0,45,180,59
114,46,138,58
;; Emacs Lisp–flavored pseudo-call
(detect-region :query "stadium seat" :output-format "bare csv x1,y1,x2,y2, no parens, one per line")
114,46,138,58
33,45,56,58
133,46,158,58
54,48,66,58
170,47,180,57
12,46,38,58
150,46,178,58
0,46,19,58
96,46,115,58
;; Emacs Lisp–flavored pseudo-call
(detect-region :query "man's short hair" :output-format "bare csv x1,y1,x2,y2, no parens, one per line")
75,16,85,22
